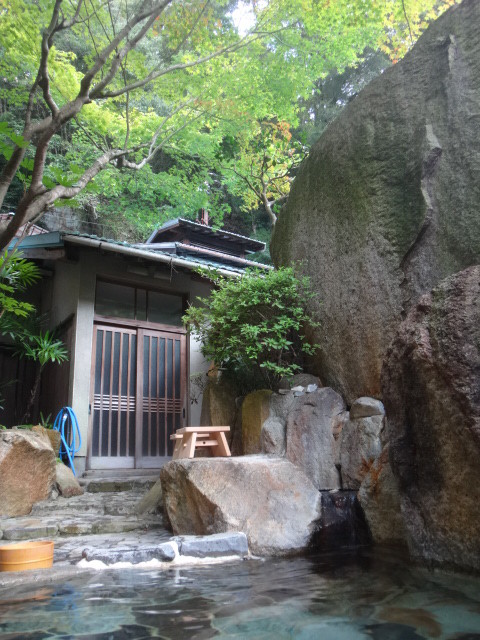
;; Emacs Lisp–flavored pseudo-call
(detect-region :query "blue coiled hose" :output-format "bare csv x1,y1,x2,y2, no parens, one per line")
53,407,82,476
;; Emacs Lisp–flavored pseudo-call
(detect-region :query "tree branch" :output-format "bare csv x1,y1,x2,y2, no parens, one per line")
95,30,268,99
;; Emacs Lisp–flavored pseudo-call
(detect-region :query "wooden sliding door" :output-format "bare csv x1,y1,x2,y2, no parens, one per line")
89,323,186,469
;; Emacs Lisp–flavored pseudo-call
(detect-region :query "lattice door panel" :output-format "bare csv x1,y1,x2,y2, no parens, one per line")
91,326,137,462
137,330,186,465
89,324,186,469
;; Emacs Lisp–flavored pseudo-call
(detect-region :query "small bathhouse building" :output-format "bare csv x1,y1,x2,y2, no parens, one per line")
2,214,267,473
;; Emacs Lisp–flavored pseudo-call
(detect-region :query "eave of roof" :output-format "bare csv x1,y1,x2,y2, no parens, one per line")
10,231,272,276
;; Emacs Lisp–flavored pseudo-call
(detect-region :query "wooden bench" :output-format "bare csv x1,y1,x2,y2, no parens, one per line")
170,426,231,460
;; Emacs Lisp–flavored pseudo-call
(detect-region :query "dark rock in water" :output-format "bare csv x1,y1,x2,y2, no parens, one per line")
271,0,480,403
311,491,371,550
382,266,480,572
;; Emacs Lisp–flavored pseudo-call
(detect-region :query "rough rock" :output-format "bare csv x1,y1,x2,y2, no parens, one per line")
271,0,480,403
160,455,321,556
135,479,163,515
339,415,384,490
32,425,61,457
55,462,84,498
200,377,237,435
350,397,385,420
230,398,244,456
382,266,480,571
286,387,345,489
0,430,56,516
260,416,286,455
241,390,272,454
358,447,407,545
269,391,296,421
82,541,177,564
174,532,249,558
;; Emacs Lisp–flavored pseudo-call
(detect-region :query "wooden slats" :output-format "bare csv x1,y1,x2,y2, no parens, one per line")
90,322,186,469
93,394,137,411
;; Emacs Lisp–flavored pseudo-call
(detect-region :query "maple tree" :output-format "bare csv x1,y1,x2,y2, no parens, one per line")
0,0,454,248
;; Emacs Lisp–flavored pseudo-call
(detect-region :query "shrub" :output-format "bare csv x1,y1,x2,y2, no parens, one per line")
183,267,319,391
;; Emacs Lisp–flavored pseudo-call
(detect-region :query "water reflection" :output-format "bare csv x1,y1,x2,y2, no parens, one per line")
0,548,479,639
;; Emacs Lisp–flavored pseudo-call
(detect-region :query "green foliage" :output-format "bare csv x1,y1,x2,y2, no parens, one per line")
0,249,68,422
15,330,68,368
183,266,319,390
0,250,41,334
39,411,53,429
0,0,453,244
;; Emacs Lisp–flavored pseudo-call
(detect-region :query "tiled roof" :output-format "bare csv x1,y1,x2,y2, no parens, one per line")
11,230,271,275
147,218,266,253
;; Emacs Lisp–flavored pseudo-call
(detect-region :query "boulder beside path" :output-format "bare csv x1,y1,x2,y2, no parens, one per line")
0,429,56,516
160,455,322,556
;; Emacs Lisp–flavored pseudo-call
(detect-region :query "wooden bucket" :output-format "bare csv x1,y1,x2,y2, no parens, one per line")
0,541,54,572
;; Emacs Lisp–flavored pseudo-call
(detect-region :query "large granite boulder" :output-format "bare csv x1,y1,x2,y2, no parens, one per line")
382,266,480,570
271,0,480,403
160,455,322,556
0,429,56,516
286,388,345,490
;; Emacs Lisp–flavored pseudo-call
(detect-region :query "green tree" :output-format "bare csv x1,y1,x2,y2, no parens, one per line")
221,120,307,226
0,0,453,248
183,266,319,390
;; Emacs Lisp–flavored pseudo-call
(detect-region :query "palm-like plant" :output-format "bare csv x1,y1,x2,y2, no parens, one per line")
0,250,68,424
16,330,68,423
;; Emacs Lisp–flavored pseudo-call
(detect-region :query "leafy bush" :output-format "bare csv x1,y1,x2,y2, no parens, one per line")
183,267,319,391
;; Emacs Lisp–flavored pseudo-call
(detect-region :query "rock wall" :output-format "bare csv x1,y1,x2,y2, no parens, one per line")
271,0,480,403
382,266,480,571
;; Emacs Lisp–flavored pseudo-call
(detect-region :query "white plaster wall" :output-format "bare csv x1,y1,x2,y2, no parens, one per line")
187,278,213,425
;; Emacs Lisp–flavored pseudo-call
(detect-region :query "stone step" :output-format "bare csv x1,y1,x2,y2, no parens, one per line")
0,514,165,541
78,476,158,493
30,490,149,517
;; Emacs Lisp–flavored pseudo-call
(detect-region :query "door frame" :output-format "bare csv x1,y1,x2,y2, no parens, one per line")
87,316,187,470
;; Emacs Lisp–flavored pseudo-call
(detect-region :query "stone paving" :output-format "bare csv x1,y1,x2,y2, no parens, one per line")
0,473,249,588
